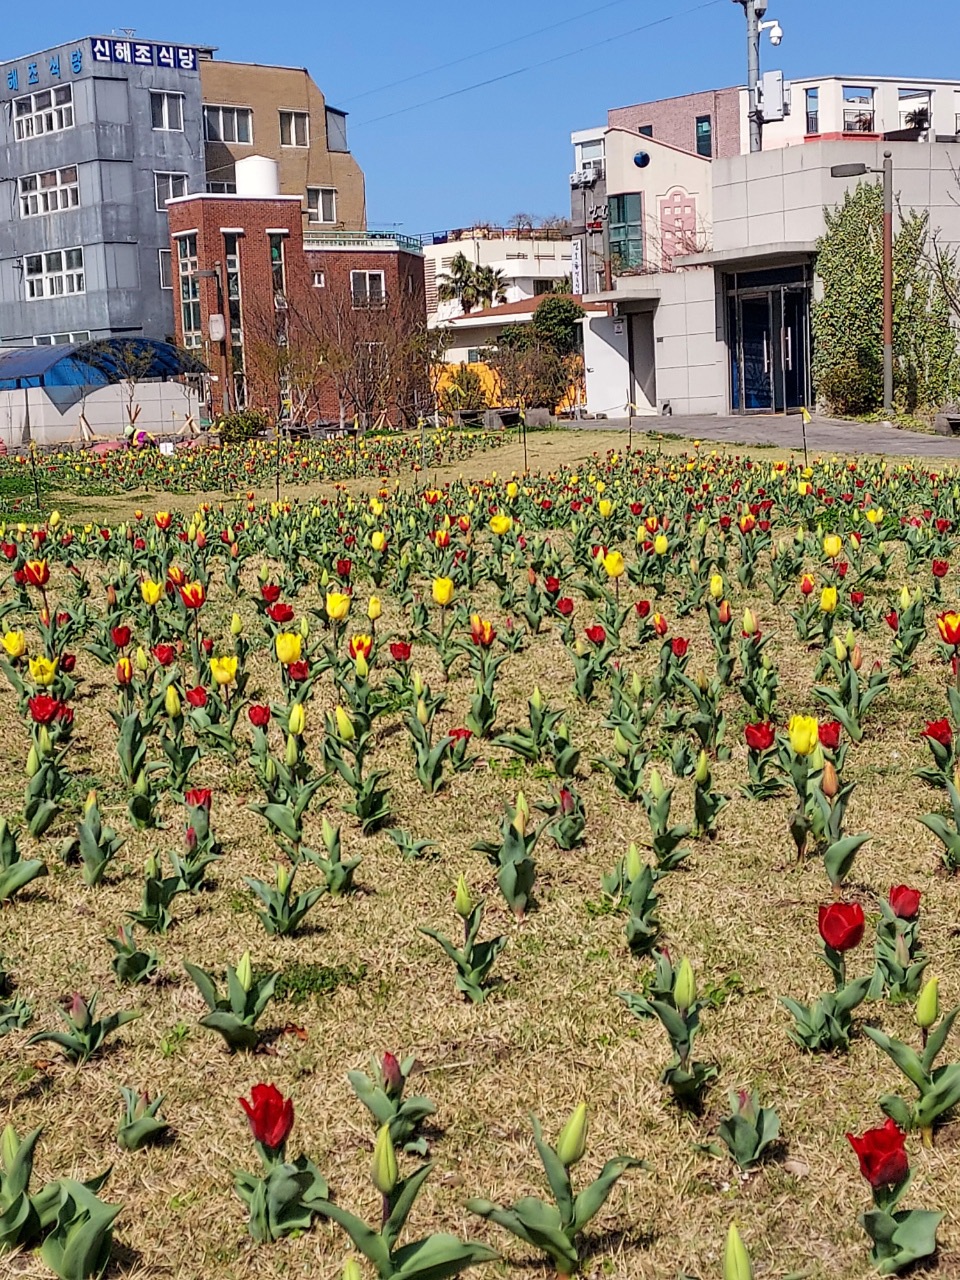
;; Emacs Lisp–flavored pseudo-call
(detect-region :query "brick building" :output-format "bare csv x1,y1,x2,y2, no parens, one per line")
166,157,425,425
607,87,743,160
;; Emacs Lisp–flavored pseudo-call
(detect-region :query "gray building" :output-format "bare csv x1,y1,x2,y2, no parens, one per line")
0,35,208,346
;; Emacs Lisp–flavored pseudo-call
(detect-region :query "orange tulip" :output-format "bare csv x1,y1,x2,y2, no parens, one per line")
116,656,133,685
470,614,496,648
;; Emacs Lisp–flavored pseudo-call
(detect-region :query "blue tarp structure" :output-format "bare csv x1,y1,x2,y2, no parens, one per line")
0,339,207,391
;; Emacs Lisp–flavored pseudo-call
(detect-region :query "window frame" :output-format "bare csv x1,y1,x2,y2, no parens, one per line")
13,85,75,141
203,104,253,145
154,171,189,211
351,269,386,308
695,114,712,158
279,109,309,147
159,248,173,290
18,165,80,218
608,193,643,271
150,90,184,132
34,330,90,346
306,186,337,224
24,246,85,300
312,271,325,288
175,232,202,348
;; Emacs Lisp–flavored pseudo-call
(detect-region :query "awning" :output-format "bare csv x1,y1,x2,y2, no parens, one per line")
672,241,818,269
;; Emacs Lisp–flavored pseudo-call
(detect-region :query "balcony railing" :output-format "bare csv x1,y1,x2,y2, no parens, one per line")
303,229,423,254
805,111,819,134
843,108,876,133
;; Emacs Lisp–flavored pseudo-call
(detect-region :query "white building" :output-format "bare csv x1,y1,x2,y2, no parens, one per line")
423,227,573,326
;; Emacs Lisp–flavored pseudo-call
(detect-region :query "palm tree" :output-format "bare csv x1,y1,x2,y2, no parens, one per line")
474,265,508,310
436,253,480,313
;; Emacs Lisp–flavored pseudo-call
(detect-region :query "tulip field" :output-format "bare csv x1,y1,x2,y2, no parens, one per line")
6,431,960,1280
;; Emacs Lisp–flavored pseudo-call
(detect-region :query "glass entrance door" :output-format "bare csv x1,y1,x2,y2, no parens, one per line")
729,275,812,413
781,287,809,412
737,294,774,411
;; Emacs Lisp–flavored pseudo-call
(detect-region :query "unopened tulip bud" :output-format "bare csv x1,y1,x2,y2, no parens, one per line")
694,751,710,785
649,767,665,800
695,667,709,694
135,646,149,673
133,770,149,797
724,1223,753,1280
299,616,310,640
277,864,292,894
614,727,631,757
38,726,53,757
367,596,382,622
709,573,724,599
84,789,97,815
531,685,543,711
916,977,940,1029
674,957,696,1011
288,703,306,736
631,672,643,698
25,744,39,777
355,651,369,679
342,1260,362,1280
899,585,911,610
454,874,473,918
285,732,299,768
742,607,757,636
371,1124,398,1196
412,670,424,697
231,612,244,636
851,644,863,670
335,705,355,741
416,698,429,726
164,683,182,718
321,815,338,852
833,637,848,663
821,760,839,800
236,951,253,992
68,992,91,1030
265,756,278,785
625,841,643,882
381,1051,403,1098
556,1102,588,1168
513,791,529,837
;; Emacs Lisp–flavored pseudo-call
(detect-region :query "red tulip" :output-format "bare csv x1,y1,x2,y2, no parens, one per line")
449,727,473,743
556,597,574,617
818,720,842,751
818,901,865,952
288,660,310,682
671,637,689,658
850,591,865,607
932,560,949,578
922,718,952,747
652,612,669,636
336,558,353,580
847,1118,909,1189
248,704,271,728
937,612,960,646
185,685,207,708
885,609,899,630
28,694,62,724
185,788,212,813
888,885,921,920
239,1083,294,1156
116,657,133,686
744,721,775,751
152,644,176,667
57,705,74,730
261,584,282,605
24,559,50,588
635,599,651,618
266,603,295,625
389,641,412,662
381,1052,403,1098
179,581,206,610
111,625,132,649
544,576,561,597
584,624,606,646
60,653,76,673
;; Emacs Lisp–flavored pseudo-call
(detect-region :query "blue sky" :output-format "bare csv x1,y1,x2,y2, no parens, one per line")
6,0,960,235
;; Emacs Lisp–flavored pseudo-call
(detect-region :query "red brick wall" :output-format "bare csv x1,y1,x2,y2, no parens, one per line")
167,195,426,423
608,86,742,158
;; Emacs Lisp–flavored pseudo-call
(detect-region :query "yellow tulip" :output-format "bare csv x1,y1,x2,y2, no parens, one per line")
432,577,454,608
653,533,669,555
140,579,163,607
598,498,614,519
367,596,382,622
288,703,306,735
335,705,355,741
326,591,351,622
823,533,842,559
210,655,238,686
275,632,302,666
602,550,625,579
506,481,519,499
709,573,724,600
2,631,26,659
489,514,513,536
865,507,884,524
28,654,57,686
230,612,244,636
370,530,386,552
788,714,819,756
819,586,838,613
164,684,181,718
48,510,61,528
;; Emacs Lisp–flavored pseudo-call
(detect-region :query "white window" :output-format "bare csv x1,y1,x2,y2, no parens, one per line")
24,247,85,299
306,186,336,223
351,269,385,308
576,138,605,175
151,91,184,131
14,86,75,140
177,234,202,347
206,180,237,194
280,110,309,147
19,166,80,218
155,172,188,210
203,105,252,144
35,331,90,346
312,271,325,288
159,249,173,290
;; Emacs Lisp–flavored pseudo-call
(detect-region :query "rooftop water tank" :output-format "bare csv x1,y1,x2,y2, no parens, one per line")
235,155,281,198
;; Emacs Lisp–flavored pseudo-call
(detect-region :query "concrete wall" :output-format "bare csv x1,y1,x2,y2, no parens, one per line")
608,87,741,158
0,379,203,447
712,138,960,253
424,235,573,322
653,269,726,415
758,77,960,151
0,37,205,345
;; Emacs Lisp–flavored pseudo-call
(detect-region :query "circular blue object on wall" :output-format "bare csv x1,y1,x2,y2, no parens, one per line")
633,151,651,168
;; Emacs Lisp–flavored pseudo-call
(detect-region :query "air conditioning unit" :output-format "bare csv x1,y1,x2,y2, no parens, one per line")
578,169,596,186
569,172,581,186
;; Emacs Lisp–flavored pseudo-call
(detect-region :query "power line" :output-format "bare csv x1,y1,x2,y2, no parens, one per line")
343,0,640,104
353,0,726,129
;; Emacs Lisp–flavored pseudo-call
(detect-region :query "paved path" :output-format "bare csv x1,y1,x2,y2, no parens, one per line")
565,413,960,459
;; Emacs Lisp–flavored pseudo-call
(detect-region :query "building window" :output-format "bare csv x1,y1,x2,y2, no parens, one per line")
638,124,653,138
899,87,931,131
577,138,605,176
19,166,79,218
35,331,90,346
351,270,385,308
177,234,202,347
224,232,244,397
151,91,184,131
695,114,712,158
326,107,349,152
805,87,820,135
467,347,482,364
206,180,237,194
159,249,173,290
24,247,84,299
155,172,188,210
842,85,875,132
312,271,325,288
269,234,287,297
306,187,336,223
608,193,643,271
14,86,74,140
280,110,309,147
203,105,252,144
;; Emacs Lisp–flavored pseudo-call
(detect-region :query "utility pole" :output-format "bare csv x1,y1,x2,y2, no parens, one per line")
881,150,893,414
733,0,766,153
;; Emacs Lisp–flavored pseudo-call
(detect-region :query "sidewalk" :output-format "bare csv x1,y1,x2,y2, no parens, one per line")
564,413,960,459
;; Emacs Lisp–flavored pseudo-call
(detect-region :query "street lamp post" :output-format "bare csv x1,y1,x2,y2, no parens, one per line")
829,150,894,414
732,0,765,153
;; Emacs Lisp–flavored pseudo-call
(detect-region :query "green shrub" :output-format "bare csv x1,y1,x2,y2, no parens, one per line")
217,408,269,443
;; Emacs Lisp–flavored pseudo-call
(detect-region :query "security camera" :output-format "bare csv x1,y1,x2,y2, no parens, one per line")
768,21,783,44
